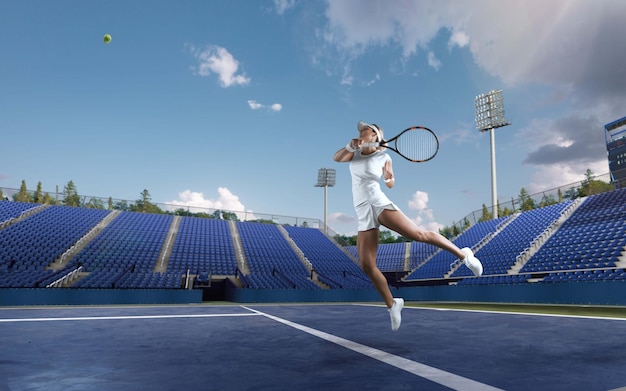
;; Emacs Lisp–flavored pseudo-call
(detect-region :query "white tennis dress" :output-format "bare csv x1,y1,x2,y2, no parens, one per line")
349,149,399,231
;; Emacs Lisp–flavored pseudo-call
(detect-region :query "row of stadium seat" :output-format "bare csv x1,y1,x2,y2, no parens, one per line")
1,188,625,289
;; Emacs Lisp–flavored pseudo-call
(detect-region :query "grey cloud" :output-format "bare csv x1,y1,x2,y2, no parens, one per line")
523,116,607,166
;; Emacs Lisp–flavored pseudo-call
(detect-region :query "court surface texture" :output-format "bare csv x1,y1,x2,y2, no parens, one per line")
1,303,625,391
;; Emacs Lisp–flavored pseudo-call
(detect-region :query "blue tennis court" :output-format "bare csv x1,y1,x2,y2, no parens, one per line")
1,303,625,390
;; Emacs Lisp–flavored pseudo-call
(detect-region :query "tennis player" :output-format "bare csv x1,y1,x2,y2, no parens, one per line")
333,121,483,331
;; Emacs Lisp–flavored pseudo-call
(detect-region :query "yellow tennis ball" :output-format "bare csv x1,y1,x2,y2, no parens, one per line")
103,34,112,44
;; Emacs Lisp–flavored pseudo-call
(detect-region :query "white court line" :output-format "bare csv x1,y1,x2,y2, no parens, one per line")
355,303,626,321
241,305,503,391
0,313,260,323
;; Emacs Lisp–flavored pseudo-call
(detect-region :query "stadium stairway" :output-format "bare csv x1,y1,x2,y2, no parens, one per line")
229,219,249,274
615,252,626,268
440,215,517,279
51,210,120,272
153,215,181,273
0,202,49,229
276,225,314,274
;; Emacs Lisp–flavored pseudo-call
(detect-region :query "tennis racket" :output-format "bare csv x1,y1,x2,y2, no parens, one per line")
362,126,439,163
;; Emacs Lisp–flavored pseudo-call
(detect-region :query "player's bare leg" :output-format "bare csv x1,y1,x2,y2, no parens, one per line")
379,209,464,256
378,209,483,276
357,228,404,330
357,228,393,308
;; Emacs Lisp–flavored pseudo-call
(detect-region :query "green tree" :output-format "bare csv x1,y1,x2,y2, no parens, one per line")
43,193,54,204
134,189,151,212
33,181,44,204
519,187,536,211
132,189,163,214
501,206,515,217
174,208,194,217
538,193,558,208
581,169,614,196
563,186,581,200
63,180,81,206
14,180,31,202
478,204,491,222
87,198,105,209
379,230,396,243
222,211,239,221
439,226,453,239
114,200,130,211
210,210,238,220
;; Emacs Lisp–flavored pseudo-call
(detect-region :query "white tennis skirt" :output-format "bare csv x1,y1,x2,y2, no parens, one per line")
355,201,399,231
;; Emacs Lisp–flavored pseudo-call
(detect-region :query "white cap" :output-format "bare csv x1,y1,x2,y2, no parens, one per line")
357,121,381,142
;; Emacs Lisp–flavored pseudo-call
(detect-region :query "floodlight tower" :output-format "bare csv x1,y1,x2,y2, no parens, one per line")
475,90,511,219
315,168,336,234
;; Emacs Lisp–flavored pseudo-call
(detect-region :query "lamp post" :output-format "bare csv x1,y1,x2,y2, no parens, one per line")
315,168,336,234
474,90,511,219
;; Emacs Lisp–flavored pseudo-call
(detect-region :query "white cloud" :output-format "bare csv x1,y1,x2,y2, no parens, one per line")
340,64,354,86
448,30,470,49
328,212,357,236
248,100,263,110
526,161,609,195
248,100,283,113
324,0,444,59
165,188,256,221
407,191,444,232
363,73,380,87
328,212,356,225
273,0,296,15
426,51,441,71
188,45,250,87
408,190,430,211
317,0,623,190
321,1,626,104
439,122,481,146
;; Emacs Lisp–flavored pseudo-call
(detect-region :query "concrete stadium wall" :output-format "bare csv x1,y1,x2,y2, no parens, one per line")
226,280,626,306
1,281,625,306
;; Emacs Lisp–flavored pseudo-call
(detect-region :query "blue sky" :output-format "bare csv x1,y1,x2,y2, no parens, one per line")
2,0,625,236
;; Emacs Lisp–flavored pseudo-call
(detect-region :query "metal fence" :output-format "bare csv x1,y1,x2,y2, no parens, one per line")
0,187,321,230
450,172,614,231
0,171,615,240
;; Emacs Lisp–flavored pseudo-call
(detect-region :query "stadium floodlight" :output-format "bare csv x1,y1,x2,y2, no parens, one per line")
475,90,511,219
315,168,336,234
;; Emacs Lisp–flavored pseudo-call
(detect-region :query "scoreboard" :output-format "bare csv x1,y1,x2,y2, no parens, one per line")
606,117,626,184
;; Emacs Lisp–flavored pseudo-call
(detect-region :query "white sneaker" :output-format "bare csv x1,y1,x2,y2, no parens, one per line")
461,247,483,276
388,298,404,331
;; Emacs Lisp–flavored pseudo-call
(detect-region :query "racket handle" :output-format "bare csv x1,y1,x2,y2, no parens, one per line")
361,142,380,148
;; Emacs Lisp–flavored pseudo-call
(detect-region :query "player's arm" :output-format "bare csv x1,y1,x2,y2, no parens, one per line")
333,139,360,162
383,158,395,188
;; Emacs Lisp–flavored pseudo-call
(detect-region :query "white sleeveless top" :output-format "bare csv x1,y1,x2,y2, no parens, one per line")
349,150,393,207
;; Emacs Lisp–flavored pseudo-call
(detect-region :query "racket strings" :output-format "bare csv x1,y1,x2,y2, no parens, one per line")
395,129,439,162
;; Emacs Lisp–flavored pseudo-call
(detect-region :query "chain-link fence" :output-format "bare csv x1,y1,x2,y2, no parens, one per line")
0,187,321,230
448,172,614,233
1,171,616,241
